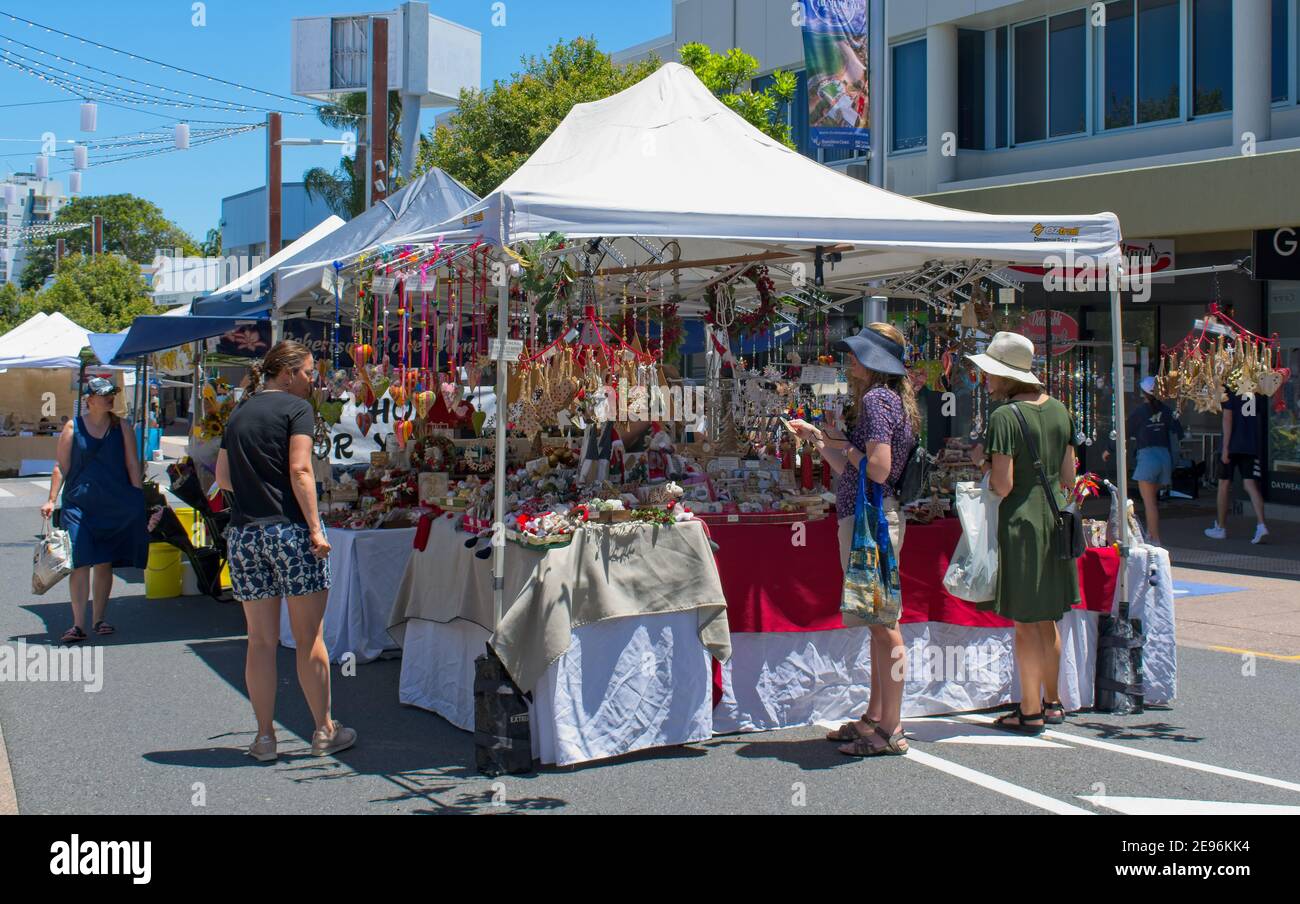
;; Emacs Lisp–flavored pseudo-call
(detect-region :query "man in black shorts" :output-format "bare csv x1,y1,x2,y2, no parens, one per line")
1205,387,1269,544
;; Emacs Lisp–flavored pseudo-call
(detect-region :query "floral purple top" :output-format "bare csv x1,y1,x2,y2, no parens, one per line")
835,386,915,516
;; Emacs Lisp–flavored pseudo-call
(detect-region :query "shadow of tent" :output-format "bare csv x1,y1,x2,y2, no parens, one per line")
14,592,245,647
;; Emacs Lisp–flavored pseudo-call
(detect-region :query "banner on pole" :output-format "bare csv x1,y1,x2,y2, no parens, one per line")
801,0,870,151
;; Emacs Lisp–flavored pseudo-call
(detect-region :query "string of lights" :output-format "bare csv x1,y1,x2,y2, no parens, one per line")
0,47,278,113
0,221,90,240
0,9,329,111
0,31,313,116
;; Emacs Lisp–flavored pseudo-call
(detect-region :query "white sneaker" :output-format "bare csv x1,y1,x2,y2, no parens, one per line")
1204,524,1227,540
1252,524,1269,545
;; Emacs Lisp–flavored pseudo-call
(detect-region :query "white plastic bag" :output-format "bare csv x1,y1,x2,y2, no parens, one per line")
32,517,73,595
943,477,1000,603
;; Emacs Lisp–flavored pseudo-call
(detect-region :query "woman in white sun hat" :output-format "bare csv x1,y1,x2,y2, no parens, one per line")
968,331,1080,734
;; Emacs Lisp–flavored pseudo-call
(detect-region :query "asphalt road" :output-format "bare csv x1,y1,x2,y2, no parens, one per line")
1,477,1298,816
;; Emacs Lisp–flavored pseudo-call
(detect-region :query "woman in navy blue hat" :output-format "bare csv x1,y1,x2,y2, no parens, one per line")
791,322,919,756
54,377,149,644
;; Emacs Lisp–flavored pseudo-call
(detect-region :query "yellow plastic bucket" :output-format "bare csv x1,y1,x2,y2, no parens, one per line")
220,560,232,591
174,507,206,548
145,542,183,599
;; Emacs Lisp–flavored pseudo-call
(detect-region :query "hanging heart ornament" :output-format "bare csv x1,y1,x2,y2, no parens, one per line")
355,411,374,437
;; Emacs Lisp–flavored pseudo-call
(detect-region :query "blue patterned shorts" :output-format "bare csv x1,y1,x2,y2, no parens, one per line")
226,522,331,602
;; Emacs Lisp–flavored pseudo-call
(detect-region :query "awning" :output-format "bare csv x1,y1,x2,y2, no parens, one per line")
88,316,251,365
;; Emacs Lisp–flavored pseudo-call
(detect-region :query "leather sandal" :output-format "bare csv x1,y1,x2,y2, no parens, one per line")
838,726,909,757
993,705,1045,736
826,717,879,742
1042,699,1065,725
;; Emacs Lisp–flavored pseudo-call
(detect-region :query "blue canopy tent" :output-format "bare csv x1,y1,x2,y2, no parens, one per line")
190,275,274,318
87,316,251,476
679,319,797,358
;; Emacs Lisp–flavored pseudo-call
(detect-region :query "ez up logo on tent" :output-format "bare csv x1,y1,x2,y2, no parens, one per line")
1031,223,1081,240
49,836,151,885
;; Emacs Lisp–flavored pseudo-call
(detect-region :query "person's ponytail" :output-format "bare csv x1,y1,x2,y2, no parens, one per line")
246,362,264,396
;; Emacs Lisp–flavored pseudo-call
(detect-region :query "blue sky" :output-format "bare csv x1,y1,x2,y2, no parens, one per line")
0,1,672,239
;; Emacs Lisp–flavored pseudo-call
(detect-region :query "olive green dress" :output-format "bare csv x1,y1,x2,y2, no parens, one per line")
984,398,1080,622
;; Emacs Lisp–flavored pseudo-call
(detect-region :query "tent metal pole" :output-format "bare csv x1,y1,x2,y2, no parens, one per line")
139,357,149,482
492,214,509,634
1109,286,1130,608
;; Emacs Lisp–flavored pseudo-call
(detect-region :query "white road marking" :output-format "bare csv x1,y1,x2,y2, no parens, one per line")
0,487,12,498
902,748,1094,815
935,734,1071,749
29,480,49,490
957,713,1300,794
1078,795,1300,815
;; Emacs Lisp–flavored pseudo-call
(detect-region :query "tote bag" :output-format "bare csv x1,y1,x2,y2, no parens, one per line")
943,476,1000,603
32,517,73,595
841,467,902,622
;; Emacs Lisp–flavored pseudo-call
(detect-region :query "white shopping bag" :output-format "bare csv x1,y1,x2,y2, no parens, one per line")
943,477,1000,603
32,517,73,595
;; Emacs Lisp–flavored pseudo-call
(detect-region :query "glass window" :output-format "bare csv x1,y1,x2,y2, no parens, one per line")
958,29,986,149
1103,1,1136,129
1272,0,1289,102
892,40,927,151
1138,0,1181,123
1049,10,1088,136
996,27,1008,147
1014,20,1047,143
1193,0,1233,116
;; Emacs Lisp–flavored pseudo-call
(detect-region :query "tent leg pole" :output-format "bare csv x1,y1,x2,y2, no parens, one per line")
140,358,149,483
1109,287,1130,611
491,222,509,636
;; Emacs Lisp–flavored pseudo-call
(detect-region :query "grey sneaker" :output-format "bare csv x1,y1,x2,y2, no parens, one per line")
310,721,357,757
247,733,278,763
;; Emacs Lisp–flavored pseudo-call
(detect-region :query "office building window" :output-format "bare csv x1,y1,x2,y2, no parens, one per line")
1273,0,1290,102
1049,10,1088,136
1138,0,1181,123
1014,20,1047,143
1193,0,1233,116
996,27,1008,147
958,29,985,149
1103,0,1136,128
892,39,927,151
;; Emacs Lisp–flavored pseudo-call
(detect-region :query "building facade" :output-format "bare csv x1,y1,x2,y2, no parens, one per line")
0,172,68,287
618,0,1300,503
219,182,344,262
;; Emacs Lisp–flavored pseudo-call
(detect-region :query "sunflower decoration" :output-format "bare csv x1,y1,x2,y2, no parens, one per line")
196,379,236,442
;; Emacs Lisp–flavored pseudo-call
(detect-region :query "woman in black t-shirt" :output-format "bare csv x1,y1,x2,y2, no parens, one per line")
216,340,356,762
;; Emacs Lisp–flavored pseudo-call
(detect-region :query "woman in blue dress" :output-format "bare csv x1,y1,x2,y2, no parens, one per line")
54,377,149,644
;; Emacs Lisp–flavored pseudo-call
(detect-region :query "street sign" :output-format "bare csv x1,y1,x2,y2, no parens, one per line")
489,339,524,362
1253,227,1300,281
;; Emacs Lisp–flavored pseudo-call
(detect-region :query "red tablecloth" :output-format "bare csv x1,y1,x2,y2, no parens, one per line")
709,516,1119,634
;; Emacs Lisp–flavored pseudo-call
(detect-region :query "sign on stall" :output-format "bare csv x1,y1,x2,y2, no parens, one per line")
489,339,524,362
370,276,398,296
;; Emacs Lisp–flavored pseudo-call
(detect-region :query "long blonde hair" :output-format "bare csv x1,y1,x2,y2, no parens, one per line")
845,322,922,436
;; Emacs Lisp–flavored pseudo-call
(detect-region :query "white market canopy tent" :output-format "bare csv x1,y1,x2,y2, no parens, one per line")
275,169,479,313
0,311,96,370
384,63,1123,299
178,214,347,318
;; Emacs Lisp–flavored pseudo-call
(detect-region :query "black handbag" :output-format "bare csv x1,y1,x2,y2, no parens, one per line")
1010,404,1084,561
473,644,534,777
894,442,934,505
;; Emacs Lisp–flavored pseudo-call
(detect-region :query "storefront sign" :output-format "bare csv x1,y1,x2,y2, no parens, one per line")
1023,310,1079,357
1254,227,1300,281
801,0,870,151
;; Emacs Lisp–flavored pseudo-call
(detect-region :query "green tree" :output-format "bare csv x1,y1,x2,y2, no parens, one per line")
416,38,661,197
417,38,797,198
678,43,796,148
199,226,223,258
40,253,155,333
21,194,197,290
0,281,40,335
303,90,404,219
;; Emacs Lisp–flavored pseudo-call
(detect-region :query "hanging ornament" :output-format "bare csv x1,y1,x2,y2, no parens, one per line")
34,156,48,180
73,144,88,171
80,101,98,133
174,123,190,150
68,172,82,195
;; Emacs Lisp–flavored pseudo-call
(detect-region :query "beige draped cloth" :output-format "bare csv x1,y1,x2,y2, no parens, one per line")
389,516,731,693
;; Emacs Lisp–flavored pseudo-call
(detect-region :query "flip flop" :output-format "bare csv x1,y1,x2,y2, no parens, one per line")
61,626,87,644
93,621,116,636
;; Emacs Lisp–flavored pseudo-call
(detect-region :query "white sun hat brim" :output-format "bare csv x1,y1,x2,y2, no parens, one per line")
965,352,1043,387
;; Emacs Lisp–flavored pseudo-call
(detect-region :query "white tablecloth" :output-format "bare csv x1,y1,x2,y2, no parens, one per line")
397,611,713,767
714,545,1176,732
279,527,416,664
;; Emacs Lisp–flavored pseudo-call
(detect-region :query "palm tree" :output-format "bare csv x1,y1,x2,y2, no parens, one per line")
303,90,404,219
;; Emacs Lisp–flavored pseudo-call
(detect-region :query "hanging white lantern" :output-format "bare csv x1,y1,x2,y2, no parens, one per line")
173,122,190,150
3,184,15,207
80,101,98,132
69,172,82,195
73,144,88,171
34,156,48,180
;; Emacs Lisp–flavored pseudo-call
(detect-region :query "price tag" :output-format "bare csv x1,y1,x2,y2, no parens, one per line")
489,339,524,362
744,459,760,469
727,515,739,523
321,269,346,294
371,276,397,296
716,457,740,471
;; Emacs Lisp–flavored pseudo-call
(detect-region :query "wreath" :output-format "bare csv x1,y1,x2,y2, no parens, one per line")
704,265,786,339
610,301,685,359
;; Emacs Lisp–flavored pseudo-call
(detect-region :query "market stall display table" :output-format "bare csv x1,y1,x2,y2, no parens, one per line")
279,526,416,664
389,515,730,766
710,517,1175,732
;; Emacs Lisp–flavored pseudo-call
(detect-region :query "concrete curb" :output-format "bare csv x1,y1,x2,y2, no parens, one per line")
0,716,18,815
